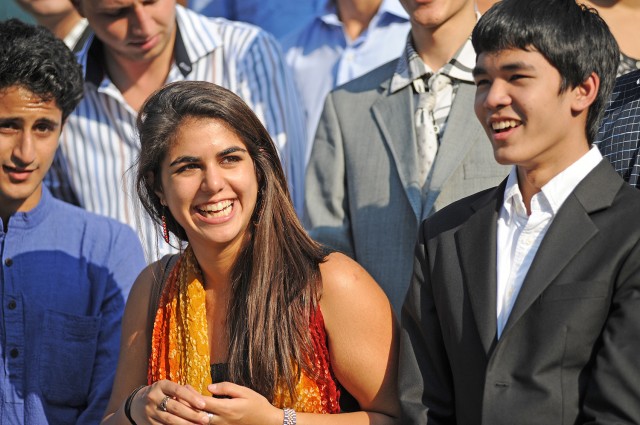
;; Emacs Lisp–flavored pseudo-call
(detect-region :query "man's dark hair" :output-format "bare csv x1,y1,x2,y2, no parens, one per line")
472,0,619,144
0,19,83,121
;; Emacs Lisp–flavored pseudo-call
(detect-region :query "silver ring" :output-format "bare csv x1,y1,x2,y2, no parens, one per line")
159,395,170,412
207,412,215,424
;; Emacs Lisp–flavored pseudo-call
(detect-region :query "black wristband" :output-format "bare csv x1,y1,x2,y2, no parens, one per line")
124,385,146,425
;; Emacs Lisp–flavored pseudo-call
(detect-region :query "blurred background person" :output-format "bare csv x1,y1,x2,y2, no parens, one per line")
304,0,510,313
583,0,640,76
14,0,90,52
282,0,410,163
475,0,498,13
47,0,307,261
187,0,323,40
0,19,145,424
101,81,399,425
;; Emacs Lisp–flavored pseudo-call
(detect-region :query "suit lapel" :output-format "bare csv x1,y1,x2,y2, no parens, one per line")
501,161,622,337
426,83,487,213
456,183,505,355
371,82,423,219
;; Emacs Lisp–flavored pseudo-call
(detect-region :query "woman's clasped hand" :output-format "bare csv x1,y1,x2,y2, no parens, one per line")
128,381,286,425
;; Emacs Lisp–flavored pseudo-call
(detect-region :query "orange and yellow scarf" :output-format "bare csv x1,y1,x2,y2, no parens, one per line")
148,246,341,413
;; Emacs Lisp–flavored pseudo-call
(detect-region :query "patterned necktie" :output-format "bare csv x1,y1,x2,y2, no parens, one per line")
413,73,452,186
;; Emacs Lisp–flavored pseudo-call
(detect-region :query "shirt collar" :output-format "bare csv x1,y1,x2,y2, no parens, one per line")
541,145,603,211
502,167,527,220
84,5,207,86
319,0,408,26
502,146,603,218
378,0,409,19
63,18,89,50
389,13,478,93
3,186,53,231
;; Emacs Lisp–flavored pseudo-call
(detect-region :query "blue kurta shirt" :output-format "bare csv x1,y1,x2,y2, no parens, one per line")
0,188,146,424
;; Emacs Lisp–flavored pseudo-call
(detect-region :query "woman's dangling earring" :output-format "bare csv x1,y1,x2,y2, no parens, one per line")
161,207,170,244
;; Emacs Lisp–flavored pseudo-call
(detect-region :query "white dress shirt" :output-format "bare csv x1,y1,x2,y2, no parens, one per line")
496,146,603,338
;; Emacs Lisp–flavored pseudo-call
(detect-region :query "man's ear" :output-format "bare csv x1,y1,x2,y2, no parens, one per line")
71,0,85,17
571,72,599,114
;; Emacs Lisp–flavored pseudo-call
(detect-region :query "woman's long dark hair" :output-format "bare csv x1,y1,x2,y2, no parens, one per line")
136,81,326,401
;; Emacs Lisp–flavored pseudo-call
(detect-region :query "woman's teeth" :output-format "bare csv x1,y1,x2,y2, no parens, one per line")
197,200,233,217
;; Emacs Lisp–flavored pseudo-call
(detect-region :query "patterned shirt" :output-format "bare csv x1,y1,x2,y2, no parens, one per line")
618,51,640,77
48,6,307,260
389,32,476,139
389,28,476,197
596,69,640,188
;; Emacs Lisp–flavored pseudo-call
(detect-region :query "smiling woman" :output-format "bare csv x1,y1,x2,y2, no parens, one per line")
99,81,400,425
157,117,259,252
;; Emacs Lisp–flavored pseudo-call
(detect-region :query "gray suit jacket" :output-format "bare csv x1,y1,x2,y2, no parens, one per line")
305,59,510,312
400,161,640,424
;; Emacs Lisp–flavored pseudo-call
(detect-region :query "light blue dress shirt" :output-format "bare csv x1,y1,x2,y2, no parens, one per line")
188,0,323,40
0,187,146,424
282,0,410,161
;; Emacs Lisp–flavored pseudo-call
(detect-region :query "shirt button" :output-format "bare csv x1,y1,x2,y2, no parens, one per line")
10,348,19,358
4,258,13,267
8,300,16,310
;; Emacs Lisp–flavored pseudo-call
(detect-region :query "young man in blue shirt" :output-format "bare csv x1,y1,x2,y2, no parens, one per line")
0,19,146,424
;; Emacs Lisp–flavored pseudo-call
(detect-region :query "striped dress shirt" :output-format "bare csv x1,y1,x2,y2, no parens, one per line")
49,5,307,260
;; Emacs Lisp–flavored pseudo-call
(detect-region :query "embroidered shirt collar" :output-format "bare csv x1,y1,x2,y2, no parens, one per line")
389,14,478,93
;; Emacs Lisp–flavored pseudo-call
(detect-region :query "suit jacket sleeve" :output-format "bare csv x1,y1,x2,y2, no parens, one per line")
304,91,355,258
582,237,640,424
399,221,456,425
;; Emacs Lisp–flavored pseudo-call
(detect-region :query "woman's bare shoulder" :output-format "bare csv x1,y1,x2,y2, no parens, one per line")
318,252,392,316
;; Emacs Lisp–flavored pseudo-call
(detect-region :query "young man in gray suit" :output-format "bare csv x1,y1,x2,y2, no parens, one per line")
305,0,509,313
400,0,640,423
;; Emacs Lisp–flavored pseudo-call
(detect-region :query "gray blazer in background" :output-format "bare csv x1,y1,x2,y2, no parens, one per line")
305,59,510,312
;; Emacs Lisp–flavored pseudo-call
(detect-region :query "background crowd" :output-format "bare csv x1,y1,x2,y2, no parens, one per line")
1,0,640,424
